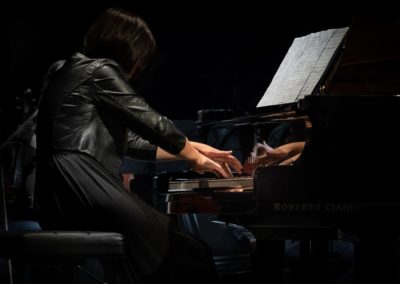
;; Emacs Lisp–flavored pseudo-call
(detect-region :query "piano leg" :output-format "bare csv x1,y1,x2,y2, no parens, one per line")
251,239,339,284
246,223,342,284
297,240,332,283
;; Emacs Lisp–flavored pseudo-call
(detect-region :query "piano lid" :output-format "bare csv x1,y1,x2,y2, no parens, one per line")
325,14,400,96
256,12,400,112
197,14,400,128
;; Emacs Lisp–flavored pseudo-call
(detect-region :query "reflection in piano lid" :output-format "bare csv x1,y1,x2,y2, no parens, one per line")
326,14,400,96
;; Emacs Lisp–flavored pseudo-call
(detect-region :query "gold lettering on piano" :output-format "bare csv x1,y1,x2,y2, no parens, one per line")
272,203,354,212
273,203,321,212
324,203,353,212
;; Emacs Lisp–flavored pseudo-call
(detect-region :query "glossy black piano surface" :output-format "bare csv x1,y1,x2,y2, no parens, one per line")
160,95,400,234
161,13,400,233
152,15,400,284
152,16,400,283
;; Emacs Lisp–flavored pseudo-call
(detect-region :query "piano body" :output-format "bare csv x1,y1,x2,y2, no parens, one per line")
157,15,400,283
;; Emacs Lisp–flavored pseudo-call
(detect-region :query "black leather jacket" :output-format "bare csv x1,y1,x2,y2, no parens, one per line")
37,52,186,179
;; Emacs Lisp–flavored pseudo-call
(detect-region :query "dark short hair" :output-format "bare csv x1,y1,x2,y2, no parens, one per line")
83,8,156,76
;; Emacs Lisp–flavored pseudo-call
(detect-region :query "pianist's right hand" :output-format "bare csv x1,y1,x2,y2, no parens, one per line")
190,141,243,174
190,155,233,178
157,138,242,178
179,139,240,178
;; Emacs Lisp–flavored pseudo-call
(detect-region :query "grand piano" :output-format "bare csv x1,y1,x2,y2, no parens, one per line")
156,15,400,283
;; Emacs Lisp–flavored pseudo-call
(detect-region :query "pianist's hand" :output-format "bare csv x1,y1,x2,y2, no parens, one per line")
190,141,243,174
190,154,232,178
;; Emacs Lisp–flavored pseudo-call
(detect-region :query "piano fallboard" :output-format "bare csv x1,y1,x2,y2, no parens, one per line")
168,176,253,191
166,191,256,214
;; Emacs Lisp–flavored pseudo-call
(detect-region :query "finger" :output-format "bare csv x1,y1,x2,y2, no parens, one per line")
205,151,233,158
221,162,233,177
212,155,243,174
204,157,228,178
227,157,243,174
214,163,228,178
213,170,222,178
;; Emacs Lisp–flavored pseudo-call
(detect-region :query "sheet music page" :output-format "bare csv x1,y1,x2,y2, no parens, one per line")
257,27,349,108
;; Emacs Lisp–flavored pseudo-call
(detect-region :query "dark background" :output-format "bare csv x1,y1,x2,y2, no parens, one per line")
5,0,395,141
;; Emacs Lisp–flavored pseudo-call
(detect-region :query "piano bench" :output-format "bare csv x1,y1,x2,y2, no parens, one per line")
0,231,125,261
0,231,125,284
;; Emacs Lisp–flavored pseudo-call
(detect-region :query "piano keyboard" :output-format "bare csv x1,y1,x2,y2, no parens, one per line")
168,176,253,191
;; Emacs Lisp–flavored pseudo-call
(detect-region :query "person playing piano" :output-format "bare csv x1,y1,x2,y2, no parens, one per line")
35,7,242,284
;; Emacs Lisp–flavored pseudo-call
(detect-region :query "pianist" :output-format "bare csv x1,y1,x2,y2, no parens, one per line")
35,7,242,284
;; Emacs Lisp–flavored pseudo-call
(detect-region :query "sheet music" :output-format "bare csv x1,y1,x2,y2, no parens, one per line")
257,27,349,108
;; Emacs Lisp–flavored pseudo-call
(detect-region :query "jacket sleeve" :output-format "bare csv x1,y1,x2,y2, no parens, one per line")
126,130,157,160
92,61,187,157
